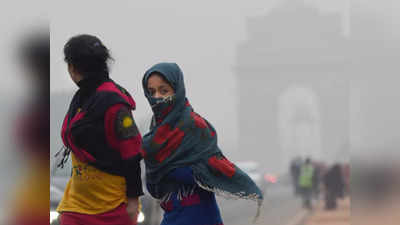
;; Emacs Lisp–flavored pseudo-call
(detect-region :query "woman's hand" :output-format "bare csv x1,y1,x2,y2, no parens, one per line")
126,197,139,223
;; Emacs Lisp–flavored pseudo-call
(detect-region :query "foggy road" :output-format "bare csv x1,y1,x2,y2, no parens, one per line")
218,184,305,225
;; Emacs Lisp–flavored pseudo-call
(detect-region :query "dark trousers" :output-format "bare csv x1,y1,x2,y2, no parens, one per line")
300,187,313,209
325,191,338,210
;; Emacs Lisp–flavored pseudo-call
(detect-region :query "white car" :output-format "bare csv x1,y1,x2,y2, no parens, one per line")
235,161,278,194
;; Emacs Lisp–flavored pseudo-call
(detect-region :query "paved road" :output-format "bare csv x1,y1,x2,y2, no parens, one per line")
217,184,305,225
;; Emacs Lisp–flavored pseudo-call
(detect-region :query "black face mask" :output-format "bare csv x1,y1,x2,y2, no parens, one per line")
149,95,176,120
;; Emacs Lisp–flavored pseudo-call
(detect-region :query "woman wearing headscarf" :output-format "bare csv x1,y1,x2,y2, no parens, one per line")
55,34,143,225
141,62,263,225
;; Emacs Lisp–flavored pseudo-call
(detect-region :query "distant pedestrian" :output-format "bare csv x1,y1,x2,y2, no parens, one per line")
290,157,302,195
323,164,344,210
311,161,322,199
298,158,314,209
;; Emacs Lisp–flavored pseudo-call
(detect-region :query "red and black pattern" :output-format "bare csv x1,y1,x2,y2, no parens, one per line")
142,62,263,213
60,79,143,197
152,124,185,163
190,111,208,129
104,104,142,160
208,155,236,178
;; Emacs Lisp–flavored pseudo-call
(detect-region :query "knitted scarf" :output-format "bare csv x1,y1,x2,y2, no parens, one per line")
141,62,263,216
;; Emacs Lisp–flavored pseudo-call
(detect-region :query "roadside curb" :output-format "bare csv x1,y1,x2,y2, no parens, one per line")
286,209,311,225
296,197,351,225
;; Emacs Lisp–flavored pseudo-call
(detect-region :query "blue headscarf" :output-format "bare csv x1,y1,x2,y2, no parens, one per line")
142,62,263,213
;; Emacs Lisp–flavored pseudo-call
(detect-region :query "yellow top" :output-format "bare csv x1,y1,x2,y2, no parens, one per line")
57,153,127,214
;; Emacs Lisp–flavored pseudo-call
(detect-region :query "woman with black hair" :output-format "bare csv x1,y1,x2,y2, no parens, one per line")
55,34,143,225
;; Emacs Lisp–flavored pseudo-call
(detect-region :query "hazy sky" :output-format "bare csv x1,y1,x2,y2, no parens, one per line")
49,0,399,154
50,0,285,152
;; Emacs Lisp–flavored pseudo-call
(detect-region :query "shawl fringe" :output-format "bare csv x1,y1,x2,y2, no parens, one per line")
195,179,263,223
158,178,263,223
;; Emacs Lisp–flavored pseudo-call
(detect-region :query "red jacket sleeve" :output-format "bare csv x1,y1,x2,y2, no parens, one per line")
104,104,144,197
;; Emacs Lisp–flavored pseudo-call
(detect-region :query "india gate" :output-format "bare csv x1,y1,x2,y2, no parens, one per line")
234,1,399,173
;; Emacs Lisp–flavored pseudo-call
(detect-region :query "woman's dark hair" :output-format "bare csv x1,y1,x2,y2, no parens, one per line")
64,34,112,77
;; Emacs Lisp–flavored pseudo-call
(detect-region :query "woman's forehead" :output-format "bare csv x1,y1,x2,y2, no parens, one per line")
148,73,166,83
147,72,174,88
